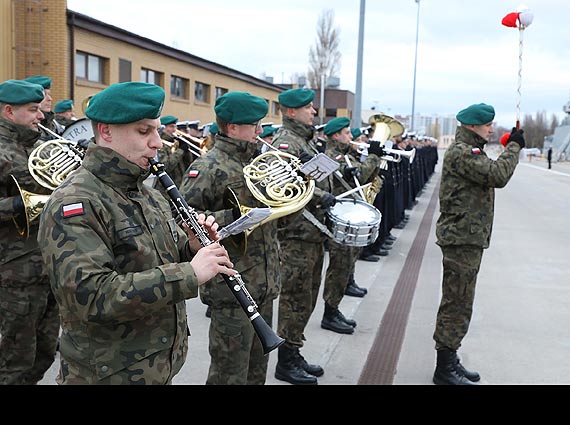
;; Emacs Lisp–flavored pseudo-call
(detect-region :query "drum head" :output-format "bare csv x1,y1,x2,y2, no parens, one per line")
328,199,381,225
62,118,94,142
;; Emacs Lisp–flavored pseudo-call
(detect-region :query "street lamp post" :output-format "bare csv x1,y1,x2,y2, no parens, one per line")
353,0,366,129
411,0,421,132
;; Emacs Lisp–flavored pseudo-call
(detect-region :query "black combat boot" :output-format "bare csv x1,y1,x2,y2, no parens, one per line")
348,273,368,295
454,352,481,382
345,281,366,298
336,309,357,328
275,345,318,385
321,304,355,334
433,349,477,385
296,349,324,377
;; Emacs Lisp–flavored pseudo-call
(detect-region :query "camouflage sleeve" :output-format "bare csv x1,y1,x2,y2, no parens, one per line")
38,196,199,324
453,143,520,189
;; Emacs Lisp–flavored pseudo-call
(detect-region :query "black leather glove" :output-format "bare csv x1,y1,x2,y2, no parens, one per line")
508,128,525,149
12,195,25,214
299,151,314,164
319,192,337,209
178,139,192,153
77,138,90,150
343,166,360,180
367,141,385,157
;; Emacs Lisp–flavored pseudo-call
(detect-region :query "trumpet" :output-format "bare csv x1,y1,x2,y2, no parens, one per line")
350,141,416,164
173,130,208,157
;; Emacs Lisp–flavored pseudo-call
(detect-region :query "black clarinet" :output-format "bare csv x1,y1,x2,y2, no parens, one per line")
149,158,285,355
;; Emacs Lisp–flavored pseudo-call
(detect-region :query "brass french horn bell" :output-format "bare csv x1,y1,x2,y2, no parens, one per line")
8,175,50,238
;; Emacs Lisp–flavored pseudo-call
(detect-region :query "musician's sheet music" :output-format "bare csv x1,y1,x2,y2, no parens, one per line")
300,153,340,183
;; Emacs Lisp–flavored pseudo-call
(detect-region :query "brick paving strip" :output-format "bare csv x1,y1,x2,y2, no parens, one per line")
358,177,441,385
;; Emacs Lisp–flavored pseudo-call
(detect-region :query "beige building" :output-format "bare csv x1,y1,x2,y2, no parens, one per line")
1,0,284,125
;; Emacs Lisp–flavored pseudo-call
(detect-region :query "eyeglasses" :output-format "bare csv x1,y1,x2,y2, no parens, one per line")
244,121,262,130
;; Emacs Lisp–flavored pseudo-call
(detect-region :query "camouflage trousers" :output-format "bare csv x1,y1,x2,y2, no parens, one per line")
206,300,274,385
433,245,484,351
323,242,360,309
277,239,325,349
0,284,59,385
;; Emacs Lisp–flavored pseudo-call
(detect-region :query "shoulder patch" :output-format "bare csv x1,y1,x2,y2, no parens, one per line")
279,144,289,150
335,154,344,162
471,148,482,154
188,170,200,178
62,202,85,218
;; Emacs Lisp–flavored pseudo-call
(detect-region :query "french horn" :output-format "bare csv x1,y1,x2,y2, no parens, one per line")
11,123,86,238
223,138,316,251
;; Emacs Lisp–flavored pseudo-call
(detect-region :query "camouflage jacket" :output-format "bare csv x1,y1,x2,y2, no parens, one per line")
0,117,50,288
38,145,199,384
436,126,521,249
179,135,280,308
271,116,333,243
39,111,63,140
324,138,383,196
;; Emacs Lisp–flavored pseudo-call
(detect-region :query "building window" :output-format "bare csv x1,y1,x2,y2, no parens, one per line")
119,59,132,83
326,108,337,118
76,51,105,83
214,87,227,100
141,68,162,86
272,101,279,116
171,76,189,99
195,81,210,103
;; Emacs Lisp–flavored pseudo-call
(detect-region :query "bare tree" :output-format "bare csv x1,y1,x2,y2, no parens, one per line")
307,9,341,89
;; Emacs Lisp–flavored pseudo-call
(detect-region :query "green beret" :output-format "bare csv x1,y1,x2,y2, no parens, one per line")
214,91,268,124
209,122,219,135
86,82,165,124
278,88,315,108
351,127,362,139
324,117,351,136
24,75,52,89
160,115,178,126
260,125,277,138
54,99,74,113
0,80,45,104
456,103,495,125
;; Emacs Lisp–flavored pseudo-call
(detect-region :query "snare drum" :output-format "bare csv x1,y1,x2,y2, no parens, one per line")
326,199,381,247
62,118,94,143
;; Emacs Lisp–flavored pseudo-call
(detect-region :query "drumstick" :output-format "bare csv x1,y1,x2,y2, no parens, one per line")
344,155,366,201
335,182,373,200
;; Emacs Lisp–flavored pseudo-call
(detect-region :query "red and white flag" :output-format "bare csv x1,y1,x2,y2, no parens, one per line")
62,202,84,218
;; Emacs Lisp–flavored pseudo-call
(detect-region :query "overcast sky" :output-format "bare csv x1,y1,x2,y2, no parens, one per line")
67,0,569,129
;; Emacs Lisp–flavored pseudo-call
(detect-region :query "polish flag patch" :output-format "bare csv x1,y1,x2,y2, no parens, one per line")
188,170,200,178
279,144,289,150
336,155,343,162
62,203,84,218
472,148,482,154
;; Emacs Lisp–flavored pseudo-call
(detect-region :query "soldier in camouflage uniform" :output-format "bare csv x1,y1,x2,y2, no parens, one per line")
433,103,525,385
319,118,386,335
179,92,279,385
37,82,235,385
0,79,60,385
53,99,77,131
24,76,64,139
270,88,337,385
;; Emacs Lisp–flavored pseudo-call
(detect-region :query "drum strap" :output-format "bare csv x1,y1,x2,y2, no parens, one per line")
302,209,336,239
